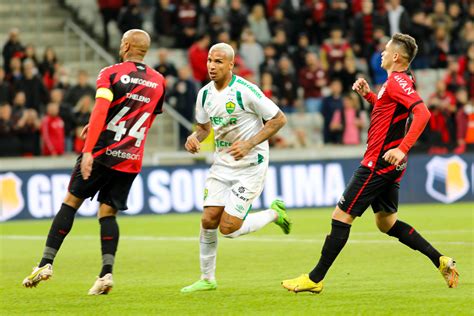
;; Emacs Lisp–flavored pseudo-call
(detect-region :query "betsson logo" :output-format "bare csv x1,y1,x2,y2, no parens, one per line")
106,148,141,160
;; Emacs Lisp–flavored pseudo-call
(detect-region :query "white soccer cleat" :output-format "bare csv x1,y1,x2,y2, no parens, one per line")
88,273,114,295
22,264,53,288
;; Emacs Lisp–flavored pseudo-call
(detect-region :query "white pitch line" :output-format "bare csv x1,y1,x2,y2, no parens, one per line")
1,235,472,245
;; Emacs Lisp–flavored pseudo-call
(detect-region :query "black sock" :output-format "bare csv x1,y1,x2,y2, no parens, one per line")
309,219,351,283
387,220,442,267
99,216,119,277
39,203,77,267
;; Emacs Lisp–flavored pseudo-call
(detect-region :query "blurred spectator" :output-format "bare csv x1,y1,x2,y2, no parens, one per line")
260,71,278,102
279,0,304,39
230,40,254,81
306,0,327,45
429,80,456,111
73,95,93,153
408,10,431,69
153,0,177,48
39,47,59,91
427,80,457,153
444,57,466,95
465,60,474,100
325,0,349,32
2,28,25,74
23,44,39,68
15,109,41,156
54,65,71,91
298,52,327,113
0,103,21,156
175,0,199,48
386,0,410,36
6,57,23,87
458,42,474,76
272,28,289,60
240,30,264,82
40,102,65,156
321,79,344,144
98,0,124,49
291,33,311,73
429,0,452,33
320,27,353,71
454,88,474,154
269,7,293,39
154,49,178,83
168,66,197,146
247,4,271,45
188,34,210,86
51,88,75,152
329,93,366,145
17,59,49,114
0,68,10,104
228,0,247,41
353,0,387,62
117,0,144,34
274,56,298,113
259,44,278,76
430,26,451,69
64,70,95,107
11,90,27,119
370,36,389,87
339,57,363,93
447,2,464,51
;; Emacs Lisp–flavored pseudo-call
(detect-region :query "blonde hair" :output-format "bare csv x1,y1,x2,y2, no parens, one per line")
209,43,235,61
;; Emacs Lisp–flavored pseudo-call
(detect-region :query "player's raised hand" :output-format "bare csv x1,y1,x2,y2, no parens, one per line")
80,124,89,140
185,133,201,154
382,148,406,166
228,140,252,161
352,78,371,97
80,152,94,180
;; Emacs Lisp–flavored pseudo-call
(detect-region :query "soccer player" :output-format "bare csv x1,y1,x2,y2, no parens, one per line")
282,33,459,293
22,29,166,295
180,43,291,293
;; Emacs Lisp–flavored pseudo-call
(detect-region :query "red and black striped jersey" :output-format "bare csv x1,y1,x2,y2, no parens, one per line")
92,61,165,173
362,71,423,180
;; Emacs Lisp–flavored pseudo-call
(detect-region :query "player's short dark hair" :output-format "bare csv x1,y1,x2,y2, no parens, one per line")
391,33,418,64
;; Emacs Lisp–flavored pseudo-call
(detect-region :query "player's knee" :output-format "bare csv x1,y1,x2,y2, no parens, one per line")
201,216,219,229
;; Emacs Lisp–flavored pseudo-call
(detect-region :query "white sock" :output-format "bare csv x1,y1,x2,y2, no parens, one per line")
200,227,218,281
223,209,277,238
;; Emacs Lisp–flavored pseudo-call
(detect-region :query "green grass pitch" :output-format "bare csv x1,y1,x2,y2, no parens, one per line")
1,203,473,315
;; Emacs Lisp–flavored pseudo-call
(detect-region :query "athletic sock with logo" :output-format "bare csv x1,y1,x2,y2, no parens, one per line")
99,216,119,277
387,220,442,267
200,227,218,281
222,209,276,238
39,203,77,267
309,219,351,283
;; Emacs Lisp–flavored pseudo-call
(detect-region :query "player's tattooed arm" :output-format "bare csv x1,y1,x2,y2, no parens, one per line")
229,111,287,161
185,122,211,154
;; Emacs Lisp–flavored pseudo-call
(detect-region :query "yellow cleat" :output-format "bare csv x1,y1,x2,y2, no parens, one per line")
438,256,459,288
282,274,323,293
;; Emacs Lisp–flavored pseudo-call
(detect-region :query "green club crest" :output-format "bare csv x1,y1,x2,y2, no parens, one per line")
226,101,235,114
204,188,208,200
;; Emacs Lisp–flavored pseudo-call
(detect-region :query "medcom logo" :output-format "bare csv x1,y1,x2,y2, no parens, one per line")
0,172,25,221
425,156,470,203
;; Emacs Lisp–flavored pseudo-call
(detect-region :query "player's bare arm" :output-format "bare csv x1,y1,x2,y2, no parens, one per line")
228,111,287,161
185,121,211,154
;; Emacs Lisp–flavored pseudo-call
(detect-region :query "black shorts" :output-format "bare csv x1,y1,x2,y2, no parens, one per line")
68,156,137,211
337,165,399,217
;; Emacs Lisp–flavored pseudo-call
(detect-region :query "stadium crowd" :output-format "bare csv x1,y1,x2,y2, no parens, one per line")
1,0,473,157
